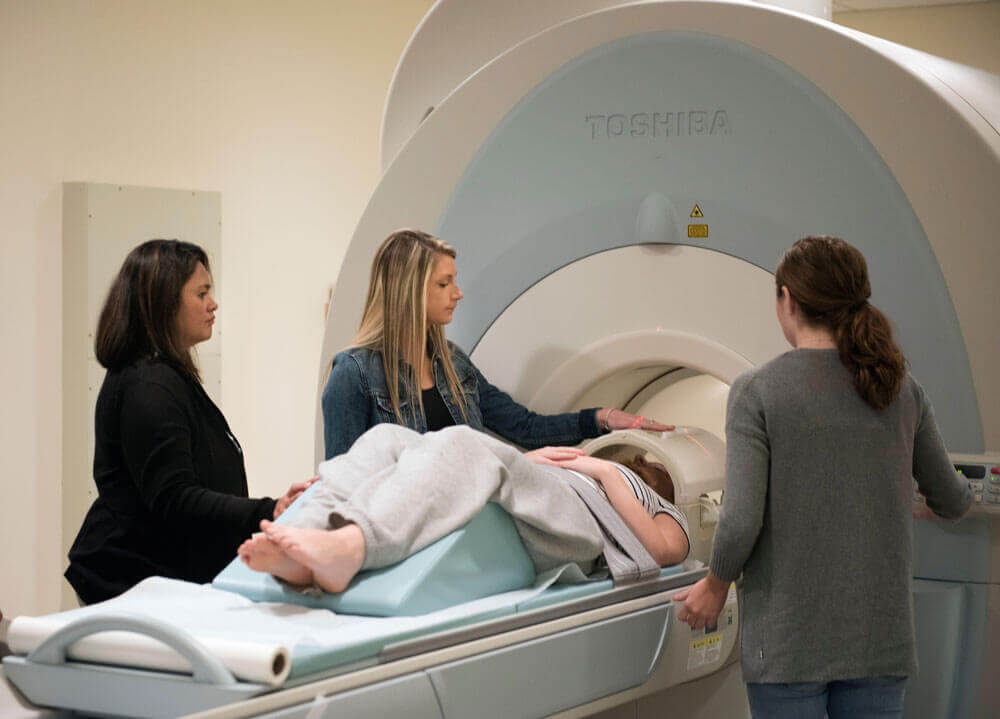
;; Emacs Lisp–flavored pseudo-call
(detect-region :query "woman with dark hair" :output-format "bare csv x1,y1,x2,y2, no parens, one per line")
322,228,672,458
66,240,310,604
673,237,971,718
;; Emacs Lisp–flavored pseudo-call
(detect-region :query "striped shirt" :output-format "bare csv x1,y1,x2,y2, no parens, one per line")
566,462,690,544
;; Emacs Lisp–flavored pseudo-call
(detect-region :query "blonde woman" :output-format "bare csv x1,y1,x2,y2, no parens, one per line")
321,229,671,458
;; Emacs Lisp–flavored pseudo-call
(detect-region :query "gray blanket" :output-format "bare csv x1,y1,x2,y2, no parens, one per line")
290,424,605,575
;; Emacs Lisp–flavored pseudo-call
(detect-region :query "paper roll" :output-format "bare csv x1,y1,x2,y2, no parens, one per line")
8,615,291,686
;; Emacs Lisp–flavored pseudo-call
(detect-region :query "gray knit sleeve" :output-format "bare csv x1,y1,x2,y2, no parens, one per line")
709,371,769,582
911,379,972,519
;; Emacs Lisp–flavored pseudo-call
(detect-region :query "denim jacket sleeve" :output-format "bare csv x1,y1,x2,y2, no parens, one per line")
322,353,371,459
453,346,602,449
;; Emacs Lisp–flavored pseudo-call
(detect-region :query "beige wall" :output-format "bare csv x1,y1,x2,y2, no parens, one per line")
834,2,1000,76
0,0,433,618
1,0,997,620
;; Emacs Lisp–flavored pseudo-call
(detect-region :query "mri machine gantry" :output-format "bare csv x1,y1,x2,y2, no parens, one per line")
314,1,1000,717
319,0,1000,461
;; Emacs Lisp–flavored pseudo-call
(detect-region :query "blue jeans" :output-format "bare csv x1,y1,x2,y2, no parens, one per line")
746,677,906,719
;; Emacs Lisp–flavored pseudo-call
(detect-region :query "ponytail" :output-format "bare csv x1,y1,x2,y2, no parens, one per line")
834,302,906,410
776,236,906,411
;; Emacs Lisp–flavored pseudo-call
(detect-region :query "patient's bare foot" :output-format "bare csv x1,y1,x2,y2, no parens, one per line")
239,531,313,586
264,523,366,594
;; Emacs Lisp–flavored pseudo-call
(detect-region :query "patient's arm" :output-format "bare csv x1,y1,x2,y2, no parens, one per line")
557,455,689,566
523,445,586,467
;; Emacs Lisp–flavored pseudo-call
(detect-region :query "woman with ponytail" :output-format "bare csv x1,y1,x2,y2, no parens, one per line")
674,237,971,718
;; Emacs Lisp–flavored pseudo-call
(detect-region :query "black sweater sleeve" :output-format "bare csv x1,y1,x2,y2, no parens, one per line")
119,379,275,539
67,361,279,603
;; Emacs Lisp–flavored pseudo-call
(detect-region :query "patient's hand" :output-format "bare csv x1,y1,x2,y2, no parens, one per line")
274,477,318,518
525,446,586,467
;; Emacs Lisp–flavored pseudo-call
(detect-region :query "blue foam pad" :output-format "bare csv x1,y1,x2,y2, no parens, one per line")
213,487,536,616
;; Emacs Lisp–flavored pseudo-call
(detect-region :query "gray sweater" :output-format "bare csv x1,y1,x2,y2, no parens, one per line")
710,349,971,683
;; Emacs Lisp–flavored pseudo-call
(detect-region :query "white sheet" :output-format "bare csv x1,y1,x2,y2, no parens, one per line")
7,563,587,687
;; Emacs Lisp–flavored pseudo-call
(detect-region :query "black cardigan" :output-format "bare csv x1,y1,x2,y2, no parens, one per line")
66,358,276,603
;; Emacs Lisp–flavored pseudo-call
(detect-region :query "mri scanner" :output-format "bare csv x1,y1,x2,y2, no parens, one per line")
3,0,1000,717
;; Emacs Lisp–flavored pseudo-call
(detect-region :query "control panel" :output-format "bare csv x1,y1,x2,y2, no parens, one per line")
914,453,1000,516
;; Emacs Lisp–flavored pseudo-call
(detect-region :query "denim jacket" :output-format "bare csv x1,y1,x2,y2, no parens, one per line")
321,343,601,458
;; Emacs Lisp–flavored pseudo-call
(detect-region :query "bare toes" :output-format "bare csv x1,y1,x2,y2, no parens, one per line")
274,538,299,556
267,528,294,549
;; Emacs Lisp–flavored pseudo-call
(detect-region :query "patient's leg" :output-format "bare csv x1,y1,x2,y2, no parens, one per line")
286,423,428,533
264,521,366,594
238,532,313,586
287,424,602,575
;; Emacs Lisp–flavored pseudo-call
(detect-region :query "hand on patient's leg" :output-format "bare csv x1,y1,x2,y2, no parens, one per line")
239,526,314,586
264,522,366,594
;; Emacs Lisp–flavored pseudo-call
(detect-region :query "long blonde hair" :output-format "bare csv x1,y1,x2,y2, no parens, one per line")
351,229,469,423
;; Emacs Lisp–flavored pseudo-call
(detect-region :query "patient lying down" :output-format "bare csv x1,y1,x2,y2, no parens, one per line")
240,424,689,595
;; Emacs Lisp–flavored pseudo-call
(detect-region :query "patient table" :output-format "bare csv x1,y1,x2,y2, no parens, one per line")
3,483,739,718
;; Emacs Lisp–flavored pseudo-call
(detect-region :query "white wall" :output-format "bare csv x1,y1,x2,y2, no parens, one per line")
834,2,1000,75
1,0,997,619
0,0,433,618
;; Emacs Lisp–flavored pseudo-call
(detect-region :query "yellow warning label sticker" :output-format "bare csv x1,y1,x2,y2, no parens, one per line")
690,204,704,218
687,633,723,670
688,224,708,238
689,635,722,650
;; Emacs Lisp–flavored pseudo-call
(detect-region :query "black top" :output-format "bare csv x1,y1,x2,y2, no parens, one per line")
421,384,455,432
65,358,276,604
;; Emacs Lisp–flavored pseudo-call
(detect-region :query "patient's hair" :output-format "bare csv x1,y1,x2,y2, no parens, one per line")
620,455,675,504
95,239,209,383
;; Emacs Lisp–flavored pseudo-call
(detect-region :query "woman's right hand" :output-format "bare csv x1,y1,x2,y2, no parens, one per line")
674,573,730,630
525,446,586,467
274,477,318,518
599,408,674,433
912,496,937,520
